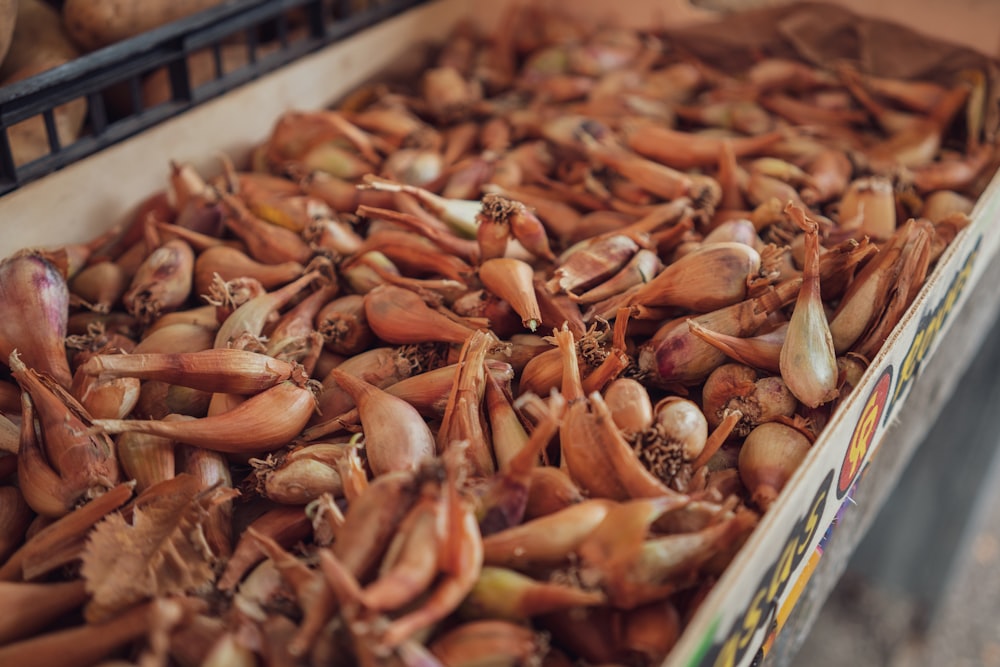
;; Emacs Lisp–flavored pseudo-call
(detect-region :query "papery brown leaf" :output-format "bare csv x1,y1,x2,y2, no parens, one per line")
80,473,235,622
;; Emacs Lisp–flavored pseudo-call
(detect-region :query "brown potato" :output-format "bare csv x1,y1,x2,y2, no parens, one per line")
140,37,293,109
62,0,227,53
0,0,17,65
2,57,88,167
0,0,87,168
0,0,78,80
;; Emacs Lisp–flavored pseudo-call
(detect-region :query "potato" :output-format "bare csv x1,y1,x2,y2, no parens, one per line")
0,0,16,65
0,0,78,80
0,0,86,168
2,57,88,167
62,0,227,53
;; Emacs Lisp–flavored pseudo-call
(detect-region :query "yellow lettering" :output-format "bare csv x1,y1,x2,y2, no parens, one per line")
924,308,945,350
776,541,797,592
801,488,828,551
767,541,797,602
916,318,935,363
960,253,976,281
944,257,973,317
739,588,768,650
942,282,959,319
847,403,877,477
886,247,979,414
713,635,739,667
956,262,970,294
942,254,974,320
901,331,922,383
893,331,923,404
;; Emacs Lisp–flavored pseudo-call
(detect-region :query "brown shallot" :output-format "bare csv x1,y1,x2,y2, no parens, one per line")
79,349,307,394
0,252,73,388
323,368,436,476
738,422,813,510
92,380,316,454
780,203,838,408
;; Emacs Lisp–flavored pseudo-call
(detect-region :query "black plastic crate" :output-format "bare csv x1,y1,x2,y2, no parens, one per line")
0,0,430,196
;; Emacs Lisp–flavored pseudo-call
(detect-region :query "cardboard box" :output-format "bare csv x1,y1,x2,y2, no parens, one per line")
1,2,997,665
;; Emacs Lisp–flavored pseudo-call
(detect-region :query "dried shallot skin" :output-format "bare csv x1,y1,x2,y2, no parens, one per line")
0,3,993,666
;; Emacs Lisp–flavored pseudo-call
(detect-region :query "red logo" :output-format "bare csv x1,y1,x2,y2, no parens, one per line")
837,367,892,498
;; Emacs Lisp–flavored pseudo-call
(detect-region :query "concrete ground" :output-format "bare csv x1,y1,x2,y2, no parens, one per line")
793,446,1000,667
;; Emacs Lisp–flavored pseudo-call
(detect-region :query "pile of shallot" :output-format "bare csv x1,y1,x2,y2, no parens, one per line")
0,5,994,666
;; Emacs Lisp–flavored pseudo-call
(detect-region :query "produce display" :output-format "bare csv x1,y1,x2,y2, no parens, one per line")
0,3,997,666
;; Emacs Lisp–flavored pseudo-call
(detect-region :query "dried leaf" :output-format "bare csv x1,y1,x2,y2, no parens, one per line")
80,474,235,622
